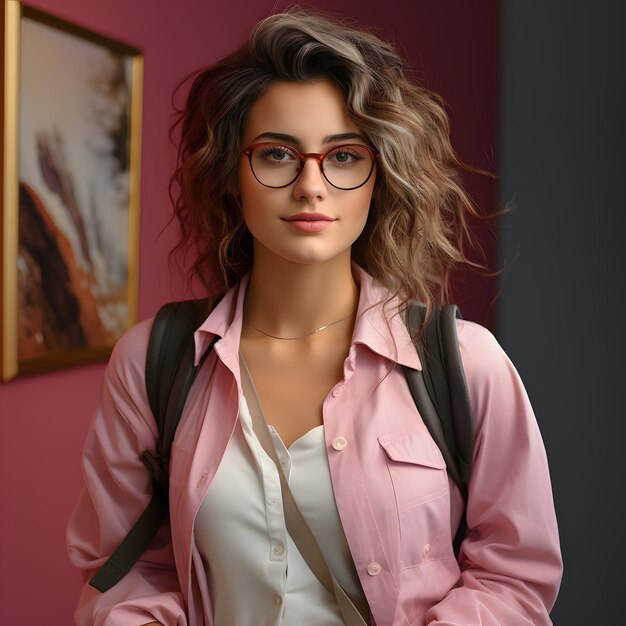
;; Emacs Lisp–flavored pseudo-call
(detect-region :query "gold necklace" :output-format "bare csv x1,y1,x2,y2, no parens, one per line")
244,309,357,341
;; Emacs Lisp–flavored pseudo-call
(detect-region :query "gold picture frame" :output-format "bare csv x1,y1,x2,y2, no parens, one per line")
2,1,142,380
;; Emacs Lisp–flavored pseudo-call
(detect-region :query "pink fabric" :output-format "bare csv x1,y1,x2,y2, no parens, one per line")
67,267,562,625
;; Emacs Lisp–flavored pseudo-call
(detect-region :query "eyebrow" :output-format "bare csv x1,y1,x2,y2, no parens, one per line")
251,131,369,145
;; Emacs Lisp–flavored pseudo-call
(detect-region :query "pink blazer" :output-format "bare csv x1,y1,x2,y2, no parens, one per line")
67,267,562,625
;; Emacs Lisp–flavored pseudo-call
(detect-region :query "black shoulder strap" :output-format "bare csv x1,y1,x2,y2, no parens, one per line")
402,303,473,557
145,299,212,459
90,299,215,592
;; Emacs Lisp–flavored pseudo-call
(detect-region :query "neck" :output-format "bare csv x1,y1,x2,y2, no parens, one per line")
243,248,359,339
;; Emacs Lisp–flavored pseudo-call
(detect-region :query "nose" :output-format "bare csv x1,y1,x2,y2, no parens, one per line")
292,157,327,202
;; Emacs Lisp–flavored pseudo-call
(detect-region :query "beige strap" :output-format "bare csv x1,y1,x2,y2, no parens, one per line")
239,354,370,626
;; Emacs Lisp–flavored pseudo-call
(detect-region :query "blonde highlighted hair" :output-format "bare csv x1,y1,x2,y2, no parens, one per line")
170,8,487,316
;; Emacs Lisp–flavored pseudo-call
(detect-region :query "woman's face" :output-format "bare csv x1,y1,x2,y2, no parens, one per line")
238,80,376,267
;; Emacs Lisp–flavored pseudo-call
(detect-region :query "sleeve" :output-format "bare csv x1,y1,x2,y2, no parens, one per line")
66,319,188,626
424,320,563,626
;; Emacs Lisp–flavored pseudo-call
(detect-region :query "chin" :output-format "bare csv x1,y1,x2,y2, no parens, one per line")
265,243,347,267
283,251,340,266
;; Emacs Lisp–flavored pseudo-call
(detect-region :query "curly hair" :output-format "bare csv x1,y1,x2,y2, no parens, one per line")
170,8,487,317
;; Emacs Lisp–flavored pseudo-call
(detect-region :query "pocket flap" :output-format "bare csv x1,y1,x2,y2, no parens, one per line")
378,430,446,469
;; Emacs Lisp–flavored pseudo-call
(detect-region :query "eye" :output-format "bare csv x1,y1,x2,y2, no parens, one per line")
257,145,297,163
325,146,365,167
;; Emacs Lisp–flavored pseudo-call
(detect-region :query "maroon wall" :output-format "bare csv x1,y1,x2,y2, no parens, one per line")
0,2,498,624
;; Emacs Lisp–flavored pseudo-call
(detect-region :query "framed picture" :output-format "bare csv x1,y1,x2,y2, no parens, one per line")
1,2,142,380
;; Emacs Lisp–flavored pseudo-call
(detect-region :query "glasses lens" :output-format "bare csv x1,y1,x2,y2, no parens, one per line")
323,145,373,189
250,144,301,187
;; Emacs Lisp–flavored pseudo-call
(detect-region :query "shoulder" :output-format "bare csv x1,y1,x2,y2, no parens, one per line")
454,319,530,425
103,316,155,400
454,318,508,377
89,316,161,447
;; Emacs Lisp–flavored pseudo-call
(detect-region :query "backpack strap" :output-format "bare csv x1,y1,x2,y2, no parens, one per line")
144,299,212,476
403,303,474,557
90,299,215,592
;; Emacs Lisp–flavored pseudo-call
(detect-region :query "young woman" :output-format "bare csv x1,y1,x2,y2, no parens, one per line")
67,9,562,626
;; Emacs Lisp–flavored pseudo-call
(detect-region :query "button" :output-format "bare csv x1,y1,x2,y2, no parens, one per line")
332,385,343,398
272,544,284,556
274,595,283,607
280,459,287,467
367,562,381,576
332,437,347,451
423,543,431,555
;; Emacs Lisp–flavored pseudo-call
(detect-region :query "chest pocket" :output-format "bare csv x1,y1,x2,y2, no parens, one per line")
378,430,452,569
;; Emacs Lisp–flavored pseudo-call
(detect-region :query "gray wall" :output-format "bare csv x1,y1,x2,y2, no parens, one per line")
499,1,625,623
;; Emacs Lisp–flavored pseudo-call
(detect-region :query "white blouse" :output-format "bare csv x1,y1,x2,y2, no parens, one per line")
194,395,362,625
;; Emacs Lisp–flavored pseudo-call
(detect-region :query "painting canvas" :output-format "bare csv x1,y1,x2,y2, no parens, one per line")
2,4,142,380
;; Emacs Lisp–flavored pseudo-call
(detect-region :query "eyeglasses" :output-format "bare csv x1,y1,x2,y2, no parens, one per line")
242,142,379,190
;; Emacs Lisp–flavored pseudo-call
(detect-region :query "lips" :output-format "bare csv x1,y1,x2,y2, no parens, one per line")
282,212,336,233
283,212,335,222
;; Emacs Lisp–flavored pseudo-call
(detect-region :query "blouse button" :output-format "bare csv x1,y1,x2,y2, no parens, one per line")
367,562,382,576
272,544,284,556
332,437,347,451
423,543,432,555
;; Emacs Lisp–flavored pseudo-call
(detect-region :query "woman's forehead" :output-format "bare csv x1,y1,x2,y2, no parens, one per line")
242,80,361,145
